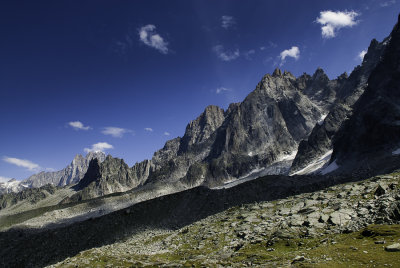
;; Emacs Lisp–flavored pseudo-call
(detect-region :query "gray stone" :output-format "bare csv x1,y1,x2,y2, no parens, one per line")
292,255,305,263
385,243,400,252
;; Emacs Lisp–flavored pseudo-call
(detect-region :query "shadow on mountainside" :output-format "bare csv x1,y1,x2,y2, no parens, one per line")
0,154,399,267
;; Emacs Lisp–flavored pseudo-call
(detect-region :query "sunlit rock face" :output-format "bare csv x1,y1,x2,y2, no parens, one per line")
23,151,106,188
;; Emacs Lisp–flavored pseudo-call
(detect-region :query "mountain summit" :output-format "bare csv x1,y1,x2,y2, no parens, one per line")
0,152,106,195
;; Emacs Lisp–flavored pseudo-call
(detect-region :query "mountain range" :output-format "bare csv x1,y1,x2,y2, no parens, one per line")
0,151,105,195
0,19,392,201
63,26,390,202
1,13,400,268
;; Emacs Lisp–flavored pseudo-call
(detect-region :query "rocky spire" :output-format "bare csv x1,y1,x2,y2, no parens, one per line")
272,68,282,77
178,105,225,154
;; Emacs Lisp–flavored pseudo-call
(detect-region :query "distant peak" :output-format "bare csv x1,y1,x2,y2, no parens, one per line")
312,67,328,80
73,154,84,161
337,72,348,80
86,151,105,158
204,105,223,112
369,38,379,48
314,67,325,74
283,70,296,80
226,102,240,115
272,68,282,77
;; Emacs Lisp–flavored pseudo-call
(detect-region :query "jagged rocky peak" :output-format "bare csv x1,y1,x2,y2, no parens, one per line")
85,151,106,162
74,158,101,190
66,155,150,202
272,67,282,77
100,155,130,173
152,137,181,167
225,102,241,116
312,67,329,82
361,37,389,70
296,73,312,90
332,14,400,166
337,72,348,81
21,151,107,189
283,70,296,80
290,15,394,175
178,105,225,153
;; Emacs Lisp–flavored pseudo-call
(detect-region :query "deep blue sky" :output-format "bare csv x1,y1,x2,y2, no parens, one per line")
1,0,399,181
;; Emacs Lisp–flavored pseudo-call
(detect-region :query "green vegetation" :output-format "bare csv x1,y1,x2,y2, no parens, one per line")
53,224,400,267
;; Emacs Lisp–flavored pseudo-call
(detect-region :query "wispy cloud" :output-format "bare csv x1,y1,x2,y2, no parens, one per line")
316,10,359,38
102,127,132,138
164,132,170,136
84,142,113,153
358,49,367,61
0,176,12,183
279,46,300,65
380,0,396,7
244,49,255,60
260,41,277,51
216,87,231,94
144,127,153,132
221,15,236,29
138,24,169,54
213,45,240,61
68,121,91,131
112,33,134,56
3,157,40,171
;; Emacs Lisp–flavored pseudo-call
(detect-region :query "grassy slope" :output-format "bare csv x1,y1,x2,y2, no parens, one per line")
50,172,400,267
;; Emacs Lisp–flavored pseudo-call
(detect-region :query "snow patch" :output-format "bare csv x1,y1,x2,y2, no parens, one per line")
291,150,332,176
318,114,328,126
248,151,253,156
213,150,297,189
278,150,298,161
320,160,339,175
392,148,400,155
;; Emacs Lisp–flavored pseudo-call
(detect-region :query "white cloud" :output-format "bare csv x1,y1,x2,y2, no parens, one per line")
164,132,170,136
216,87,230,94
138,24,169,54
84,142,113,153
213,45,240,61
221,15,236,29
3,157,40,171
280,46,300,63
144,127,153,132
102,127,132,138
68,121,91,131
381,0,396,7
0,176,12,183
316,10,359,38
358,49,367,60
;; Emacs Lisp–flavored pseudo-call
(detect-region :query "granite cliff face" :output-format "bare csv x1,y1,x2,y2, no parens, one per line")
23,151,106,188
0,152,106,195
66,15,400,199
332,15,400,168
290,37,388,174
66,156,151,202
72,67,349,198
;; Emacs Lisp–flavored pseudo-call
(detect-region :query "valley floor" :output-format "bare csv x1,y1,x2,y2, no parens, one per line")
48,172,400,267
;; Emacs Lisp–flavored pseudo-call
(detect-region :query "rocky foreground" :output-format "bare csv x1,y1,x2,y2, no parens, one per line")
47,171,400,267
